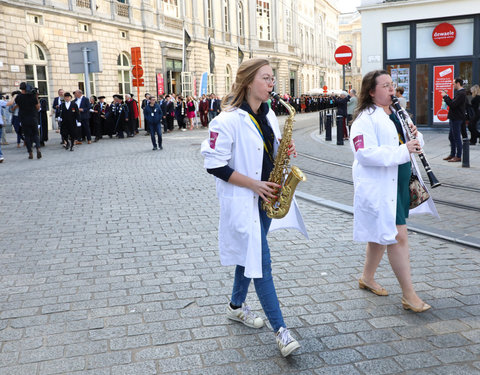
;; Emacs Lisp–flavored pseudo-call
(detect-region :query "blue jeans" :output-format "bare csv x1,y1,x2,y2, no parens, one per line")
231,202,285,332
12,116,24,144
148,122,162,148
449,119,463,158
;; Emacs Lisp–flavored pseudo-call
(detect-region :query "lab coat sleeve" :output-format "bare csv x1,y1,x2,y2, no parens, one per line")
350,112,410,168
201,114,235,169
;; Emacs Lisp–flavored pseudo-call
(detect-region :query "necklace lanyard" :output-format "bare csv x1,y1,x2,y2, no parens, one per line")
248,113,269,154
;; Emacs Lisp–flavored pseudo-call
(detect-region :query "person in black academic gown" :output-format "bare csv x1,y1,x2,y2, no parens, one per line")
58,92,80,151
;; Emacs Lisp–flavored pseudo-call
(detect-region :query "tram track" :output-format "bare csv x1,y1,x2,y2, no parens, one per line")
298,152,480,194
298,153,480,213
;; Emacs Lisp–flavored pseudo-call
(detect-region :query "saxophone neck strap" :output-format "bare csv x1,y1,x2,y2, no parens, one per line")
248,113,269,154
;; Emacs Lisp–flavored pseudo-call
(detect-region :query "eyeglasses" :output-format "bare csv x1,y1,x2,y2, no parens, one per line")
261,76,276,85
377,82,395,89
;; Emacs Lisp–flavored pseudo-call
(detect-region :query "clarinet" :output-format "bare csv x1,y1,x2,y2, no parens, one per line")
391,95,441,188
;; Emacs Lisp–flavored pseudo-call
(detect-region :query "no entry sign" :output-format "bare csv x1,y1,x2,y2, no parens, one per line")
334,45,353,65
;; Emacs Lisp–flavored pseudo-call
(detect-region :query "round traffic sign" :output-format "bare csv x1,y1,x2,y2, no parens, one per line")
334,45,353,65
132,65,144,79
323,85,328,94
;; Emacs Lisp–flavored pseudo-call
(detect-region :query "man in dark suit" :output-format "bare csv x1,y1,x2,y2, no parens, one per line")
93,96,109,142
208,94,217,123
52,88,64,133
58,92,80,151
74,89,92,144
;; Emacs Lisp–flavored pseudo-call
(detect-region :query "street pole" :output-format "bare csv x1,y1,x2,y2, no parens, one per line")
342,64,346,92
81,47,91,99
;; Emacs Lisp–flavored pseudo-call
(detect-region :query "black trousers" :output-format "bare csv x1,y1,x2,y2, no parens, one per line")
79,118,91,141
22,123,40,152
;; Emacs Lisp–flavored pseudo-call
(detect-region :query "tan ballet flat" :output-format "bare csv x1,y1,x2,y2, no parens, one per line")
401,297,431,313
358,279,389,296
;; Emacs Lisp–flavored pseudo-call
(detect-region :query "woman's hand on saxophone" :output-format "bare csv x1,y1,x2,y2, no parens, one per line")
252,181,281,203
287,139,297,157
227,171,280,203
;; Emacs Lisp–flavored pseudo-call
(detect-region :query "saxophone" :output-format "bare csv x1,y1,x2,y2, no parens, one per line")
262,92,306,219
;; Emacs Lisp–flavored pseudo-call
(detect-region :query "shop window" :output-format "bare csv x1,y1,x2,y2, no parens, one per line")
386,25,410,60
386,64,410,107
416,18,473,59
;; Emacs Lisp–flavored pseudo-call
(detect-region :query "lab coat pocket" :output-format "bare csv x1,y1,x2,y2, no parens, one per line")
354,177,380,216
220,196,250,234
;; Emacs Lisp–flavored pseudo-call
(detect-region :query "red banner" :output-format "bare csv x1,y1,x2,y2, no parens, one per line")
156,73,164,96
131,47,144,87
433,65,454,123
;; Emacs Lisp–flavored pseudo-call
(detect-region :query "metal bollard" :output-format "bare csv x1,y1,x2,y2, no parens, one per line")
319,111,323,134
325,114,332,141
462,138,470,168
336,115,344,145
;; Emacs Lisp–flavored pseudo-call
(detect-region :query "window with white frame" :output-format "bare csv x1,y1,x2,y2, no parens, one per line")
117,53,131,95
225,65,232,93
256,0,271,41
163,0,178,18
24,43,49,106
207,0,213,28
285,5,292,45
238,2,245,38
224,0,230,33
76,73,96,96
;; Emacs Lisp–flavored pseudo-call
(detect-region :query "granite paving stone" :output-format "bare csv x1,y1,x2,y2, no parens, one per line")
0,119,479,374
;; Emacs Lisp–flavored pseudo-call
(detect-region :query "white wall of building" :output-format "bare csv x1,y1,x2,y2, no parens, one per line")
359,0,479,74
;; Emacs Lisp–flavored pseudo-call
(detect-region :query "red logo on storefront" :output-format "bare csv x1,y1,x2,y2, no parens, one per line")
432,23,456,47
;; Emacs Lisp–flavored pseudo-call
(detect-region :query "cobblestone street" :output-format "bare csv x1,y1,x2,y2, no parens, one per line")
0,120,479,375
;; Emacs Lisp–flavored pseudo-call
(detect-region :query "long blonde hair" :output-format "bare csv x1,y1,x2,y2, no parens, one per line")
221,58,270,111
471,84,480,98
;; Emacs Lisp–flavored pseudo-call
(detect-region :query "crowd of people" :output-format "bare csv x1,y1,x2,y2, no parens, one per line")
0,84,358,160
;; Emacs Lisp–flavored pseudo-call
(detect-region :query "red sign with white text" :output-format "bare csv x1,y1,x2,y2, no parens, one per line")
433,65,454,123
334,45,353,65
131,47,144,87
432,23,456,47
156,73,164,95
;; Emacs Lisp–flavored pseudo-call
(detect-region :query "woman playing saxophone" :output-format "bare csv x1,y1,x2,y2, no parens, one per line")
201,58,307,357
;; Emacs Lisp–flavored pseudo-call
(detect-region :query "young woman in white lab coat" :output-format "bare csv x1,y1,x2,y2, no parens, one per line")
201,59,307,357
350,70,438,313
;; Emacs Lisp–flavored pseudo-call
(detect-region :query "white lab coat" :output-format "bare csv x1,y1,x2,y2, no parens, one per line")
201,106,308,278
350,105,438,245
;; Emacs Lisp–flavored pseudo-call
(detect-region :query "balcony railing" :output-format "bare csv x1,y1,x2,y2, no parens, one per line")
76,0,91,8
116,2,129,17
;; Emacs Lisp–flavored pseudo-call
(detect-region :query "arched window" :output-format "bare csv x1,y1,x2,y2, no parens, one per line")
225,65,232,94
117,53,131,95
238,2,244,38
256,0,271,41
24,43,49,105
223,0,230,33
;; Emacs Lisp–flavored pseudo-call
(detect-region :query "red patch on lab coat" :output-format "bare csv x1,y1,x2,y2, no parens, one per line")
353,135,364,151
209,131,219,149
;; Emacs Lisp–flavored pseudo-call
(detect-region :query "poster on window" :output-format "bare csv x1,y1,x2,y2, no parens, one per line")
391,68,410,103
433,65,454,122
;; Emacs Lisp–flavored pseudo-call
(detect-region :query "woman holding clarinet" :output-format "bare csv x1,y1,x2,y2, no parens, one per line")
350,70,438,312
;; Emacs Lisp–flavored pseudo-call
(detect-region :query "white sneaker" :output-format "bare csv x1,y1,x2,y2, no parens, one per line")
276,327,300,357
226,304,264,329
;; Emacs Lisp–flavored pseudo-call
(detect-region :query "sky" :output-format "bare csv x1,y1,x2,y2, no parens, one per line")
333,0,362,13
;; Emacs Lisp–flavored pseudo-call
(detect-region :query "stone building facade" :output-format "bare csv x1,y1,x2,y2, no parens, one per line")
0,0,341,116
